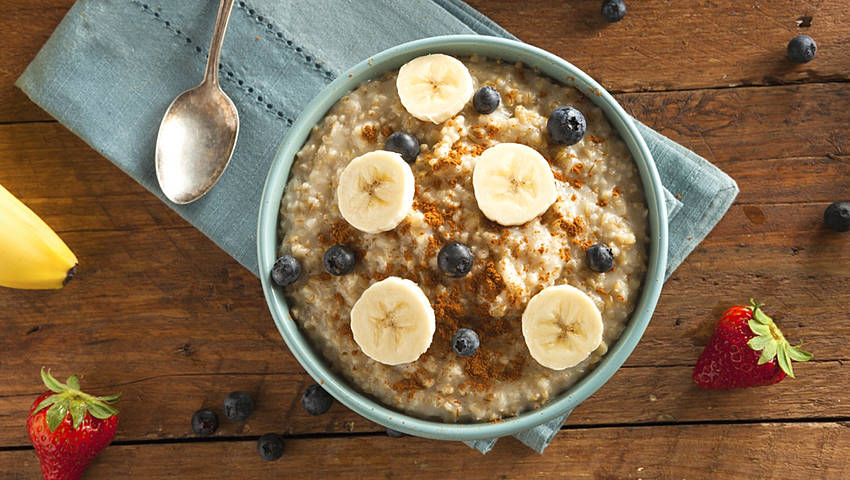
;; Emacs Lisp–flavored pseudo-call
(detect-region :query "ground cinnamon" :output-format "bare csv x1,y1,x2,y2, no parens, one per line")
361,124,377,142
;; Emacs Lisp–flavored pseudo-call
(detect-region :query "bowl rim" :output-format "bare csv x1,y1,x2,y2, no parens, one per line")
257,34,668,441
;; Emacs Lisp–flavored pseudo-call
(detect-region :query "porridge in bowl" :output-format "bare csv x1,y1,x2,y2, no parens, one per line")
276,54,648,422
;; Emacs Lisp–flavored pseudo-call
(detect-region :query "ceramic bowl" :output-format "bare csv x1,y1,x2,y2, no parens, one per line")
257,35,668,441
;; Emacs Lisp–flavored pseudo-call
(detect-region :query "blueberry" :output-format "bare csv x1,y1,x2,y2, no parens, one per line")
324,245,356,276
601,0,626,23
223,391,254,422
386,428,406,438
385,132,420,163
191,409,218,436
257,433,284,461
271,255,301,287
473,86,500,114
437,242,474,278
451,328,480,357
586,244,614,272
824,202,850,232
787,35,817,64
547,106,586,146
301,384,333,415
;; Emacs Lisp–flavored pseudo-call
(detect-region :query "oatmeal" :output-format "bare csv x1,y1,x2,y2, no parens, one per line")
278,55,648,422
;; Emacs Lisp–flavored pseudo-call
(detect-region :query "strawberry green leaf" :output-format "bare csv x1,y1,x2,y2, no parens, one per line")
32,394,62,415
65,375,80,390
41,368,67,394
97,393,122,404
788,345,813,362
752,306,772,325
69,401,87,429
758,341,778,365
747,334,773,351
87,400,119,420
777,345,795,378
46,400,69,432
748,320,771,337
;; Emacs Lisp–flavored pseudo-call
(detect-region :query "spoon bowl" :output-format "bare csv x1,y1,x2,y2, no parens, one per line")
156,82,238,204
155,0,238,205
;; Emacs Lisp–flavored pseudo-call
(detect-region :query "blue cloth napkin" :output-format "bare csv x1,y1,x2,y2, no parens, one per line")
16,0,737,454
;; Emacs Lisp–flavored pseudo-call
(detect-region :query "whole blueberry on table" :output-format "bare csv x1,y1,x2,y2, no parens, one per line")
271,254,301,287
601,0,626,23
191,409,218,436
324,244,356,276
301,384,334,416
384,131,420,163
386,428,406,438
547,106,586,146
223,391,254,422
257,433,284,461
438,241,474,277
586,243,614,272
824,201,850,232
473,86,501,114
787,35,817,63
452,328,480,357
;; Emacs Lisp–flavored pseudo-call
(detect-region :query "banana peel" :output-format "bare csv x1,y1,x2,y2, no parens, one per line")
0,184,77,289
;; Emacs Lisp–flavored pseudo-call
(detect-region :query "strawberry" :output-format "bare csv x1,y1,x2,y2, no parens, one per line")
693,300,812,389
27,369,120,480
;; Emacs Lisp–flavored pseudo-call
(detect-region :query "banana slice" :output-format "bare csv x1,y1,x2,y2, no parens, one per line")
472,143,557,226
337,150,415,234
396,54,474,124
350,277,436,365
522,284,603,370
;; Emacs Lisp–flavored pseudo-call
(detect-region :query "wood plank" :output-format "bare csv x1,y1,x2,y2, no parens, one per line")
4,1,850,122
0,0,74,123
0,361,845,447
2,423,848,479
3,81,850,209
469,0,850,92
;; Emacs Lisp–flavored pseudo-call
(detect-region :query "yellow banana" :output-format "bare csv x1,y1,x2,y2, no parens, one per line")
0,184,78,289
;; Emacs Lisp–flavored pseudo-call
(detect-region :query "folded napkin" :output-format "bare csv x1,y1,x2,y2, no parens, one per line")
17,0,737,454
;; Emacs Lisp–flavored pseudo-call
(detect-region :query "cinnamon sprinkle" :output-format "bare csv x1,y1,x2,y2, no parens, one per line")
561,217,586,237
552,169,566,182
571,163,584,175
361,125,377,142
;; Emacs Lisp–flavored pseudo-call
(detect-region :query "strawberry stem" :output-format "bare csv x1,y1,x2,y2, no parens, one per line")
35,368,120,431
745,301,812,379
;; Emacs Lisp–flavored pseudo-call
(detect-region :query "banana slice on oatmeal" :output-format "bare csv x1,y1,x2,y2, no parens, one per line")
522,284,604,370
336,150,415,234
396,54,474,124
472,142,557,226
350,277,436,365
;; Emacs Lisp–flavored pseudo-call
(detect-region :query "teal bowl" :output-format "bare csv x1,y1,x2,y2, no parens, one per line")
258,35,668,441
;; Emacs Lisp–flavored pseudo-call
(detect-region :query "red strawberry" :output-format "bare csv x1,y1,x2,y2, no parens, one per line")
693,300,812,389
27,369,120,480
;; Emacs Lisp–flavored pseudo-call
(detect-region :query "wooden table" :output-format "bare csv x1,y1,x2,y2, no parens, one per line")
1,1,848,478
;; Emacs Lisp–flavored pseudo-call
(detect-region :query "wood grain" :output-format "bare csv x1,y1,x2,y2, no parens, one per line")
469,0,850,92
0,0,73,123
2,423,848,479
4,1,850,122
0,362,846,447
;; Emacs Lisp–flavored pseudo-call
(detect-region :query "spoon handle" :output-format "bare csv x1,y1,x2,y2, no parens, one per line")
203,0,235,86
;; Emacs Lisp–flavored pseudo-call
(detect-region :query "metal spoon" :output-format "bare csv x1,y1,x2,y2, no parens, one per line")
155,0,238,204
